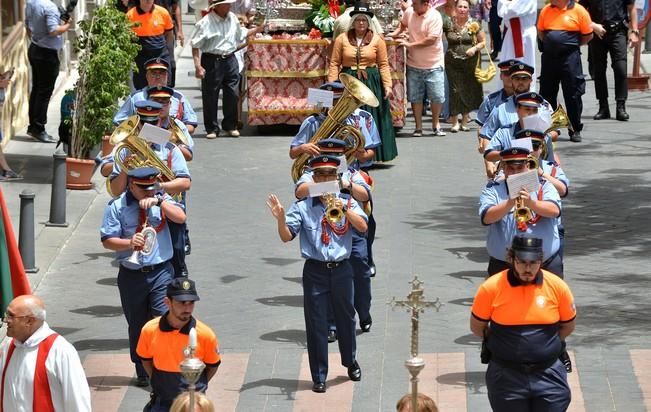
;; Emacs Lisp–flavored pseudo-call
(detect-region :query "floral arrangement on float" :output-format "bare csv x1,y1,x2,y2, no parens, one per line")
305,0,344,37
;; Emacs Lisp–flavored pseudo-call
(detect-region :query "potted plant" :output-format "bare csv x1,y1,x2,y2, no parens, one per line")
66,3,140,189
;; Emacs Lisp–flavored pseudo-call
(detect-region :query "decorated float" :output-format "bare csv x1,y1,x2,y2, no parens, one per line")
245,0,406,127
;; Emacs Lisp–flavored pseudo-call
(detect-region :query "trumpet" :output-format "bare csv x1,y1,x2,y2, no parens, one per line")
514,196,533,230
126,219,157,266
323,193,345,225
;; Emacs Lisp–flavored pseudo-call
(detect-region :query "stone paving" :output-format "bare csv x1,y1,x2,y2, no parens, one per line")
3,13,651,412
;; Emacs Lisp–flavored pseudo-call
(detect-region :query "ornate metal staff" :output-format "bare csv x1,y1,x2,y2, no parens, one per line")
180,327,205,411
390,276,442,412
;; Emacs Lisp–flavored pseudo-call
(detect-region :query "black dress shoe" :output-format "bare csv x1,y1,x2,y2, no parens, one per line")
593,99,611,120
569,131,582,143
360,317,372,333
616,101,629,121
312,382,326,393
327,330,337,343
34,131,57,143
347,361,361,381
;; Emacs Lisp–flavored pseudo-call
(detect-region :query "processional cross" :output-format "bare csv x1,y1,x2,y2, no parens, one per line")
389,276,442,412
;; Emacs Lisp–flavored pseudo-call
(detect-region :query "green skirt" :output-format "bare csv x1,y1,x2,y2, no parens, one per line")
342,67,397,163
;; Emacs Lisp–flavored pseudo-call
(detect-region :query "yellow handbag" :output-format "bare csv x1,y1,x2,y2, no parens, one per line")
475,45,497,83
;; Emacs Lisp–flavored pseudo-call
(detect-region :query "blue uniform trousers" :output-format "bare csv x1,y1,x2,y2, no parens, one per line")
539,48,585,133
118,262,173,379
303,259,356,384
328,234,372,331
167,221,187,278
486,359,571,412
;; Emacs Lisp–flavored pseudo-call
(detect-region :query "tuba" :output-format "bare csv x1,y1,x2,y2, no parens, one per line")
109,115,177,192
290,73,380,182
169,118,190,147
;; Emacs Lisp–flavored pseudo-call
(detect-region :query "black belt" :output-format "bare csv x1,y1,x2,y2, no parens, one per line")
204,52,234,60
543,249,560,267
121,261,166,273
306,259,346,269
492,356,558,373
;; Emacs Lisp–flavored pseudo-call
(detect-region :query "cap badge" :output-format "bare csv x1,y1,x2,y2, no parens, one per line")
146,106,153,111
327,142,333,147
518,64,524,69
525,131,531,136
322,156,328,162
530,93,536,98
511,149,518,154
182,280,191,290
155,58,161,63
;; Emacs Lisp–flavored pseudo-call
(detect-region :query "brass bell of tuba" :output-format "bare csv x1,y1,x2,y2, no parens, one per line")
323,193,344,225
106,115,177,197
169,118,190,147
290,73,380,182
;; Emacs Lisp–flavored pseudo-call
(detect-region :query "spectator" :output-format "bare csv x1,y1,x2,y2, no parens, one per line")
127,0,175,90
191,0,265,138
484,0,502,60
154,0,185,87
332,0,384,41
443,0,485,132
170,392,215,412
328,2,398,162
396,393,439,412
390,0,446,136
0,74,23,180
0,295,91,411
25,0,71,143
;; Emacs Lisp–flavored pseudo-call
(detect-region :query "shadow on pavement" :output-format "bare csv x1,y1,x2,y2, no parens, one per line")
437,371,486,394
96,277,118,286
454,333,482,346
259,329,306,348
220,274,246,283
256,295,303,307
70,305,123,317
239,378,299,400
261,257,302,267
445,270,486,282
87,375,132,390
74,338,130,351
445,248,489,264
403,195,484,241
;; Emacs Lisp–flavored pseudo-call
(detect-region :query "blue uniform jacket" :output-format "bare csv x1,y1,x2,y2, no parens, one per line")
479,178,561,262
113,89,198,127
285,196,368,262
100,191,179,269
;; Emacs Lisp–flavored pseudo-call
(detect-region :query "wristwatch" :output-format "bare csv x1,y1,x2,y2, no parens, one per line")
631,29,640,35
342,204,348,213
155,194,164,206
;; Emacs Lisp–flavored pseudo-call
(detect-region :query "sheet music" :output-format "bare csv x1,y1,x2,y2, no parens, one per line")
506,169,540,199
139,123,171,146
307,181,340,198
307,88,334,108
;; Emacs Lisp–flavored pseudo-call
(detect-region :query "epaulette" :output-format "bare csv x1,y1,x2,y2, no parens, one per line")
485,179,501,188
165,141,177,150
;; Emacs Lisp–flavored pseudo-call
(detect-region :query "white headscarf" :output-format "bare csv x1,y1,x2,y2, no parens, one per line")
348,13,374,33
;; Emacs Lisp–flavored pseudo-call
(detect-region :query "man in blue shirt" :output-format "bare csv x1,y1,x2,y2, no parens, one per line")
479,146,563,277
114,58,198,134
267,155,367,393
25,0,72,143
100,166,186,387
294,139,374,341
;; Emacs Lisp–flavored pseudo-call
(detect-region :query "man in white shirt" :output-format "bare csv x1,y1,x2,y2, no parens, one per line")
191,0,265,138
497,0,537,87
0,295,91,412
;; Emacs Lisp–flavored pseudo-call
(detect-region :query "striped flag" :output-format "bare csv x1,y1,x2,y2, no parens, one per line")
0,187,31,313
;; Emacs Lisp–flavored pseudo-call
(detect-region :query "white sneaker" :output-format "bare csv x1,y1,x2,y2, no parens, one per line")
227,130,240,137
206,132,217,139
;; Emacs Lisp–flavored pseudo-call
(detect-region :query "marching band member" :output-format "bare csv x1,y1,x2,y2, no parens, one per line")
267,155,366,394
295,139,374,341
109,100,192,278
479,62,555,142
483,92,557,164
100,166,186,387
476,60,516,178
113,58,198,134
479,144,563,277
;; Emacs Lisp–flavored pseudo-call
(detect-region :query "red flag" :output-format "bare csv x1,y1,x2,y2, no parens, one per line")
0,187,31,313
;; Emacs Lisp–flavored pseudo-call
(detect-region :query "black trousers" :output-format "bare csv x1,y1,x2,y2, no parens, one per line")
201,53,239,133
28,43,60,134
539,48,586,132
489,1,503,54
589,29,628,101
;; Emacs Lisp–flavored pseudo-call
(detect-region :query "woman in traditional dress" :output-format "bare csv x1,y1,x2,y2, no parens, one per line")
443,0,485,132
328,3,397,162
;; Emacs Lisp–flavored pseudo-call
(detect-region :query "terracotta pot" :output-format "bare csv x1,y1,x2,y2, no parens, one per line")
66,157,96,190
101,135,114,157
